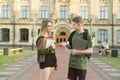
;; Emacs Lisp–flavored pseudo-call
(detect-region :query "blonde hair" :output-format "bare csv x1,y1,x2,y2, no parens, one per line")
41,19,53,33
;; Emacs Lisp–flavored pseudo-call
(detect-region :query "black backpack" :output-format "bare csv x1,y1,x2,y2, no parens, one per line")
68,29,91,59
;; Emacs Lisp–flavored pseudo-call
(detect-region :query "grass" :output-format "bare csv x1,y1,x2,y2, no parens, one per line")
98,52,120,70
23,50,36,53
0,50,36,56
0,55,23,69
99,57,120,70
0,50,36,69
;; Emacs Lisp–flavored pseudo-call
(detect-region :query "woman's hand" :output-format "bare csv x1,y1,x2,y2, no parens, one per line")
60,42,67,47
51,41,55,49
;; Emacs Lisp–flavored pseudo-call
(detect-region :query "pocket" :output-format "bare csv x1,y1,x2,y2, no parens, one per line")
37,55,45,63
38,49,45,55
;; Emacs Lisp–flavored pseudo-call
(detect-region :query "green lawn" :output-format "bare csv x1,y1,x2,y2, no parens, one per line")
99,52,120,70
100,57,120,70
0,50,36,69
0,55,23,69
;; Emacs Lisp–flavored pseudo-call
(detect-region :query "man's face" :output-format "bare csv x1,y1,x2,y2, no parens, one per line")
72,22,82,31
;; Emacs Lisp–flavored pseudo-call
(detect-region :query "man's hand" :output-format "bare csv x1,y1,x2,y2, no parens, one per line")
70,49,78,55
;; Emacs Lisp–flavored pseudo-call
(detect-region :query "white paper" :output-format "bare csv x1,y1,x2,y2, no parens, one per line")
64,47,70,53
46,39,54,48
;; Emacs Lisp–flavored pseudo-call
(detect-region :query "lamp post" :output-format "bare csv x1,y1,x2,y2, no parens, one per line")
30,14,37,50
31,25,35,50
88,16,96,47
111,0,114,47
88,18,93,35
88,15,97,37
11,15,16,48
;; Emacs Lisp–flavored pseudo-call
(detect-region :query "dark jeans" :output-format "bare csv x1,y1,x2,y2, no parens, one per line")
68,67,87,80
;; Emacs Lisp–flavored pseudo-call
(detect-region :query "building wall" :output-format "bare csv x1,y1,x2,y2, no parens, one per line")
0,0,120,48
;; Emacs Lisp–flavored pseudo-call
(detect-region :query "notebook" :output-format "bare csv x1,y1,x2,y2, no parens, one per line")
45,39,54,48
45,37,54,48
73,38,88,50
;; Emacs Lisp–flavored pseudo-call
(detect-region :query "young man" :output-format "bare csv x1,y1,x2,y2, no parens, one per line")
61,16,93,80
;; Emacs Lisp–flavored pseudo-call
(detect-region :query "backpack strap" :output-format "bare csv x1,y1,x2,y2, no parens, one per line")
69,30,88,49
83,31,92,59
83,31,88,49
83,31,88,40
68,31,76,49
36,36,44,45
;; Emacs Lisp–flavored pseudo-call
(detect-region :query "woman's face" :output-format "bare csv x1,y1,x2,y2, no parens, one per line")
46,22,52,33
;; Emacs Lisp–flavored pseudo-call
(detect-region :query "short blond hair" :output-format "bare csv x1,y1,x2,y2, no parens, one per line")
72,16,83,25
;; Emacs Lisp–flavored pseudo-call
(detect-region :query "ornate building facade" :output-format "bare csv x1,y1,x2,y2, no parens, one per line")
0,0,120,48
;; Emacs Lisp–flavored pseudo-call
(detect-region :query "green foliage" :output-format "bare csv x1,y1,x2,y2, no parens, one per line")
0,50,3,55
0,55,23,69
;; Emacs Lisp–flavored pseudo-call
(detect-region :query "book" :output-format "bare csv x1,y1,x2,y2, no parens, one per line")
73,38,88,50
45,38,54,48
45,39,54,48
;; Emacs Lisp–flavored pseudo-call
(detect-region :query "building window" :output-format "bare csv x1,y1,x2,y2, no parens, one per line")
79,6,88,19
117,30,120,43
0,28,9,42
117,6,120,19
59,5,69,19
20,5,29,18
40,0,47,1
21,0,29,1
20,29,29,42
0,5,10,18
60,31,66,35
98,6,108,19
39,5,48,19
99,0,104,2
98,29,108,42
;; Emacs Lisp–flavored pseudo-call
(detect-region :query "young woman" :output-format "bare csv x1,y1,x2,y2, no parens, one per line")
36,20,57,80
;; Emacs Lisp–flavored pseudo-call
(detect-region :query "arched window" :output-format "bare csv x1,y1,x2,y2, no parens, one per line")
20,5,29,18
0,28,9,41
117,30,120,43
1,5,10,18
20,28,29,42
79,6,88,19
60,31,66,35
59,5,69,19
98,29,108,43
98,6,108,19
39,5,48,19
117,6,120,19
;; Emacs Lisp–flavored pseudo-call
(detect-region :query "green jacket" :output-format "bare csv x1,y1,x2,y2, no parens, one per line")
36,36,54,63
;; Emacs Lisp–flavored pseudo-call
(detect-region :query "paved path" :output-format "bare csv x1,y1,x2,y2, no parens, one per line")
0,47,120,80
